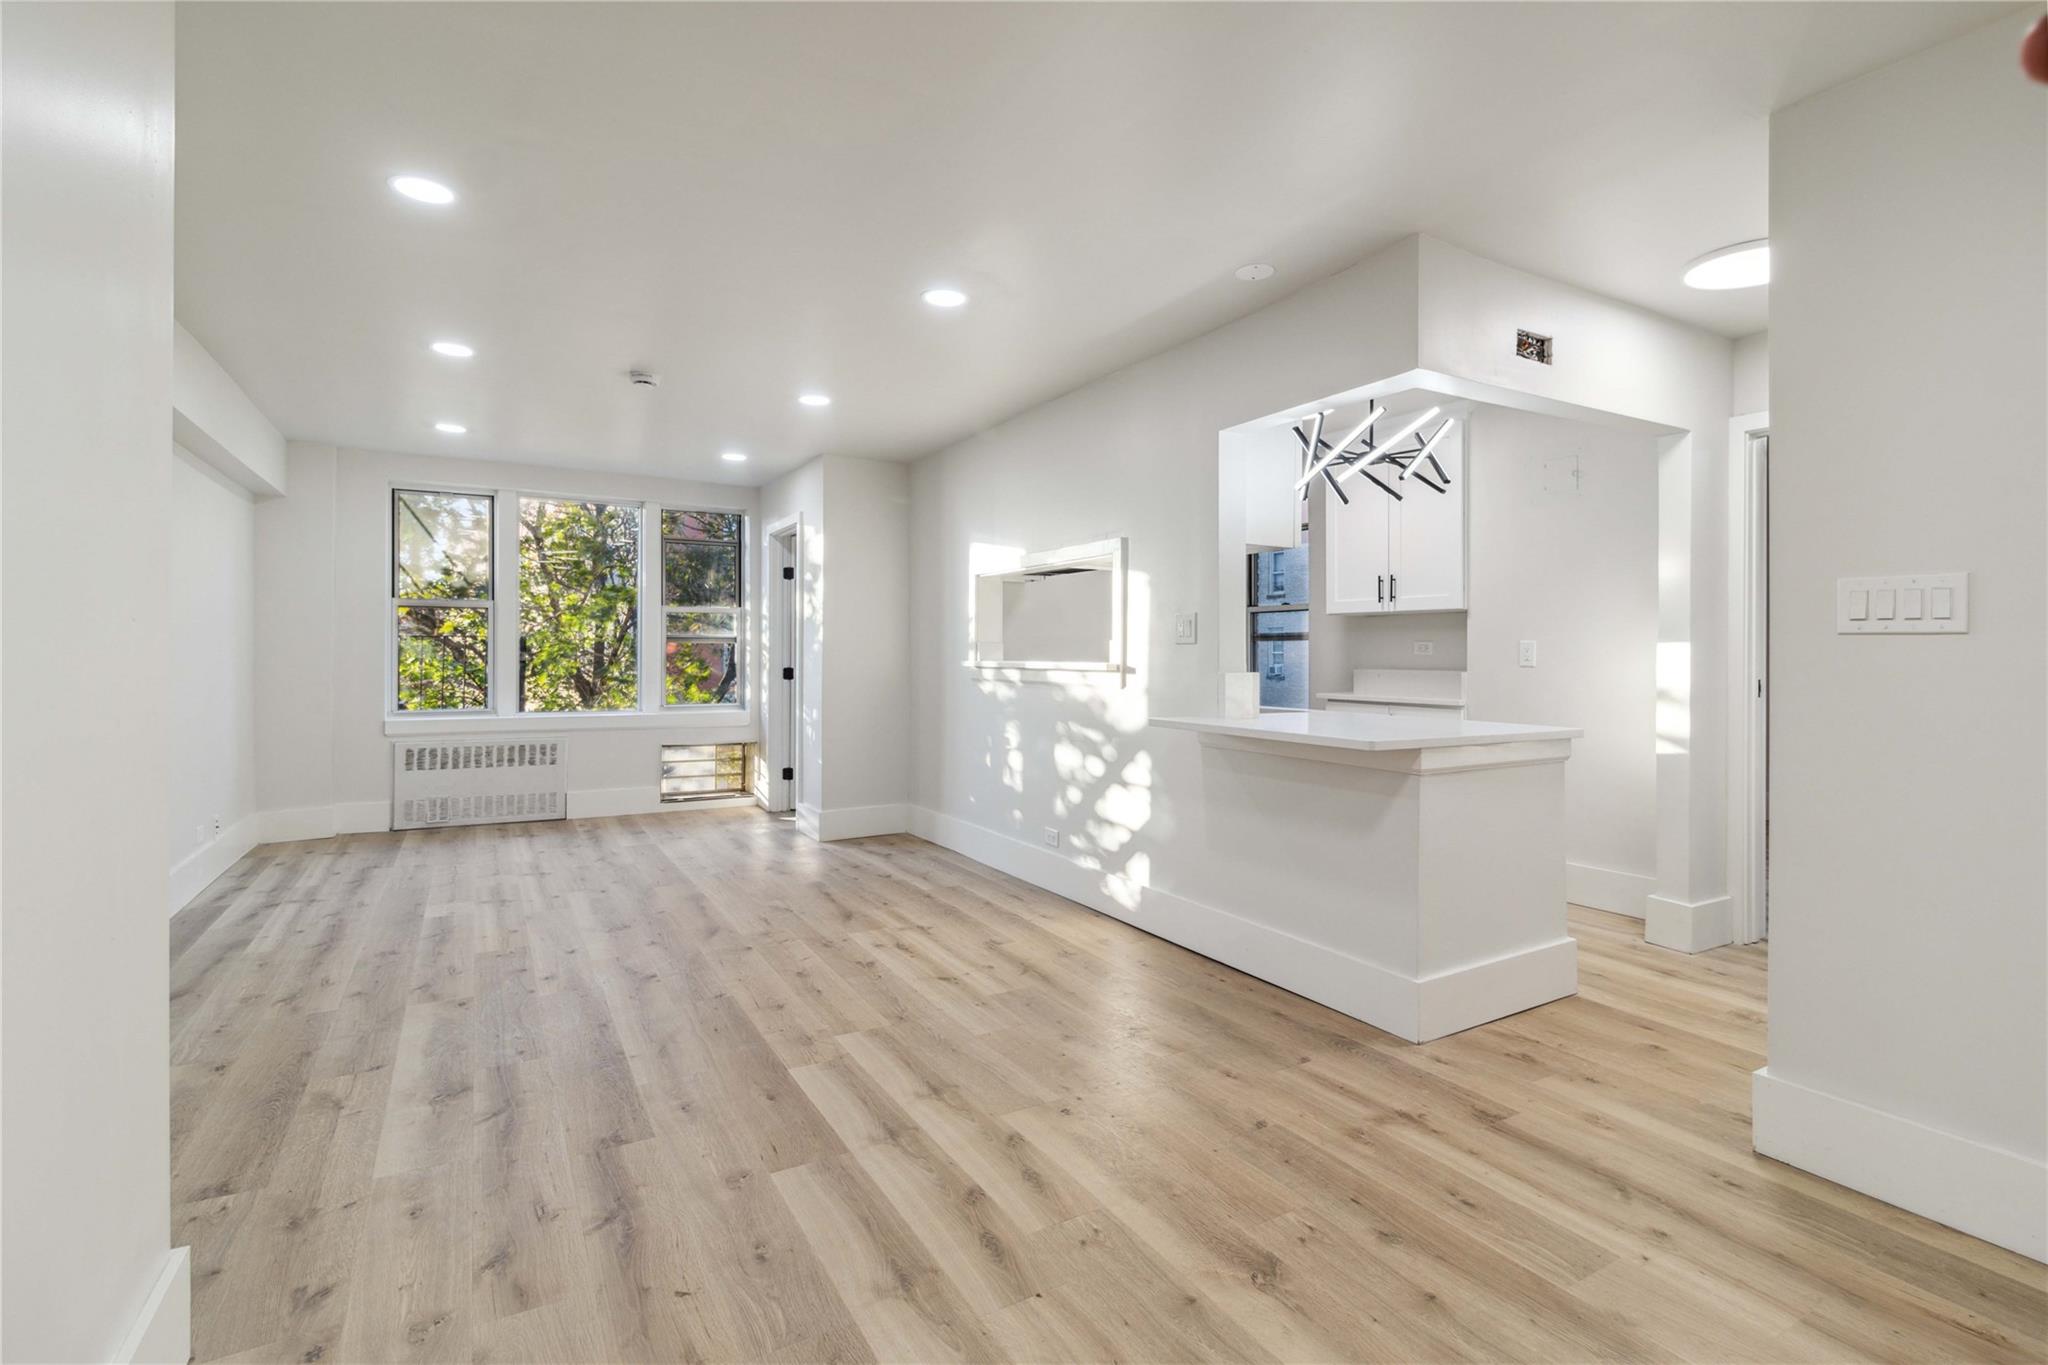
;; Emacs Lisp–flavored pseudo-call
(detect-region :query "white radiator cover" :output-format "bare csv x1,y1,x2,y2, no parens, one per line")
391,738,568,830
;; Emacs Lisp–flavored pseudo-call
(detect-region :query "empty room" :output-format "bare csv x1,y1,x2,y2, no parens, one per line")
3,3,2045,1362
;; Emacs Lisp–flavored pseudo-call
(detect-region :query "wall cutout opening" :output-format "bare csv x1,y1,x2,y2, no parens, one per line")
660,742,750,802
1516,329,1554,365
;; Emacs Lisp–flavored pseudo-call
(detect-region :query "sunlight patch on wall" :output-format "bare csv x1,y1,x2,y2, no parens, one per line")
1655,639,1690,755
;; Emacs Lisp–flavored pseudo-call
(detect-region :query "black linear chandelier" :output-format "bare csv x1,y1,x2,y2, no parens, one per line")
1291,404,1457,505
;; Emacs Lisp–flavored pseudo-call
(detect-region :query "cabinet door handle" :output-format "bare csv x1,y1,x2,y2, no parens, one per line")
1377,574,1384,604
1389,574,1397,603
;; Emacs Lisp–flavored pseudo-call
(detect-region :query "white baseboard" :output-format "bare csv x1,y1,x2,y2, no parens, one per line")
1645,892,1733,953
112,1246,190,1365
793,803,822,840
816,802,910,841
906,806,1572,1044
1753,1068,2047,1262
1566,861,1653,919
168,816,261,915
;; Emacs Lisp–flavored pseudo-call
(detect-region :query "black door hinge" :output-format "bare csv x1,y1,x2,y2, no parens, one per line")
782,566,795,580
781,767,794,782
781,666,795,681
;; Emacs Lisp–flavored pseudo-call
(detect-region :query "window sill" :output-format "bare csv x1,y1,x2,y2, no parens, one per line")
384,708,751,738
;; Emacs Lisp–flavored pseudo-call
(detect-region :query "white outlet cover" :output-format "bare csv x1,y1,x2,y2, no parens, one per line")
1042,826,1060,848
1518,640,1538,667
1413,641,1435,656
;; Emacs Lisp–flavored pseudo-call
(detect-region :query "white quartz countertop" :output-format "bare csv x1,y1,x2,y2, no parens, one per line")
1153,709,1581,752
1317,691,1467,707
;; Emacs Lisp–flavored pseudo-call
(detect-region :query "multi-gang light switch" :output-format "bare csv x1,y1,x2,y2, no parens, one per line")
1837,573,1969,634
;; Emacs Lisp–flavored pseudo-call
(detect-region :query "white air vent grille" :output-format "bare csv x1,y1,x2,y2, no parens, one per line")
392,739,568,830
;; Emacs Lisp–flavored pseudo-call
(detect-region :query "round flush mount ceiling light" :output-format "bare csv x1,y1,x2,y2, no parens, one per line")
389,174,457,205
720,450,749,463
797,392,832,408
1683,239,1770,290
433,420,467,435
1235,263,1276,282
429,339,474,358
921,287,968,308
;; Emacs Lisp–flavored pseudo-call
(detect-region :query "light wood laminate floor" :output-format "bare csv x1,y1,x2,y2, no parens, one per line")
170,809,2047,1364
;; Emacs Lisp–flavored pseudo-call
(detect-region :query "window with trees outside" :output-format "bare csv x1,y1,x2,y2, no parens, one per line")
1246,519,1310,711
662,510,743,706
393,489,494,711
519,497,640,712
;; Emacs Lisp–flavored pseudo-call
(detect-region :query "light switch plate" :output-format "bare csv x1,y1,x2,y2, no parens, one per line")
1837,573,1968,633
1173,612,1198,645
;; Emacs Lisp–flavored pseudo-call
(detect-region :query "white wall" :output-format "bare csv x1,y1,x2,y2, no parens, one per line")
1756,14,2046,1260
909,235,1727,963
253,444,759,836
1320,405,1661,915
1,4,189,1361
169,447,260,911
1465,408,1659,911
760,454,913,838
820,457,911,824
1731,331,1769,414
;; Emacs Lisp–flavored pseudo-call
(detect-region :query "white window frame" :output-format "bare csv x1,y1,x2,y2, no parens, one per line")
390,487,497,715
651,507,746,713
385,483,751,731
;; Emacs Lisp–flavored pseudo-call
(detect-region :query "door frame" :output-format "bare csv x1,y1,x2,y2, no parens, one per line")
761,514,803,814
1725,411,1770,944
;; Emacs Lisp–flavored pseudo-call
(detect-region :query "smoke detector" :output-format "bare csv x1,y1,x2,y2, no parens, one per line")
627,369,660,387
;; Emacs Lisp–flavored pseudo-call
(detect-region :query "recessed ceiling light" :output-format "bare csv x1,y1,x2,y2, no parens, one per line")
1235,263,1275,282
921,287,968,308
1683,239,1769,290
720,450,749,463
389,174,457,206
429,340,474,358
798,392,832,408
433,421,467,435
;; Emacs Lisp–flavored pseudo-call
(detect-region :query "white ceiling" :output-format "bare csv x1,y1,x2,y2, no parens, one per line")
175,2,2011,483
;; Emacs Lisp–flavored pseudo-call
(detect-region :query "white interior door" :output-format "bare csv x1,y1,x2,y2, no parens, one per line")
1322,477,1391,614
1389,421,1466,613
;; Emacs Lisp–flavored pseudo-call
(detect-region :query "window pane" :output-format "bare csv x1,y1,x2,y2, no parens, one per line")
395,606,489,710
518,498,638,712
665,632,738,706
663,542,738,607
661,509,741,542
667,610,738,638
1257,638,1309,710
1250,543,1307,607
395,490,492,599
1251,608,1308,639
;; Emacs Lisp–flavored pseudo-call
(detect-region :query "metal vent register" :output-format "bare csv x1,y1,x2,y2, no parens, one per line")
392,739,567,829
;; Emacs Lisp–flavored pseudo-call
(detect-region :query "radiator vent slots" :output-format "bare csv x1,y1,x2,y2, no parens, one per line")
392,738,568,830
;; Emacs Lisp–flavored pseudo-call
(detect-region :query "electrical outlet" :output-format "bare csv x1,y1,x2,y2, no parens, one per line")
1042,826,1060,849
1173,612,1198,645
211,815,224,837
1518,640,1538,668
1413,641,1435,656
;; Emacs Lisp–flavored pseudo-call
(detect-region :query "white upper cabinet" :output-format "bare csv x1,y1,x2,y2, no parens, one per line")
1324,476,1392,612
1322,417,1467,615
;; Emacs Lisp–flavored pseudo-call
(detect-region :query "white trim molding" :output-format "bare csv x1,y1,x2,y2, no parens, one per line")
1753,1068,2047,1262
907,806,1574,1044
111,1247,190,1365
1726,410,1771,945
1645,892,1733,953
168,816,262,915
793,803,822,841
815,803,911,842
1566,861,1654,919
